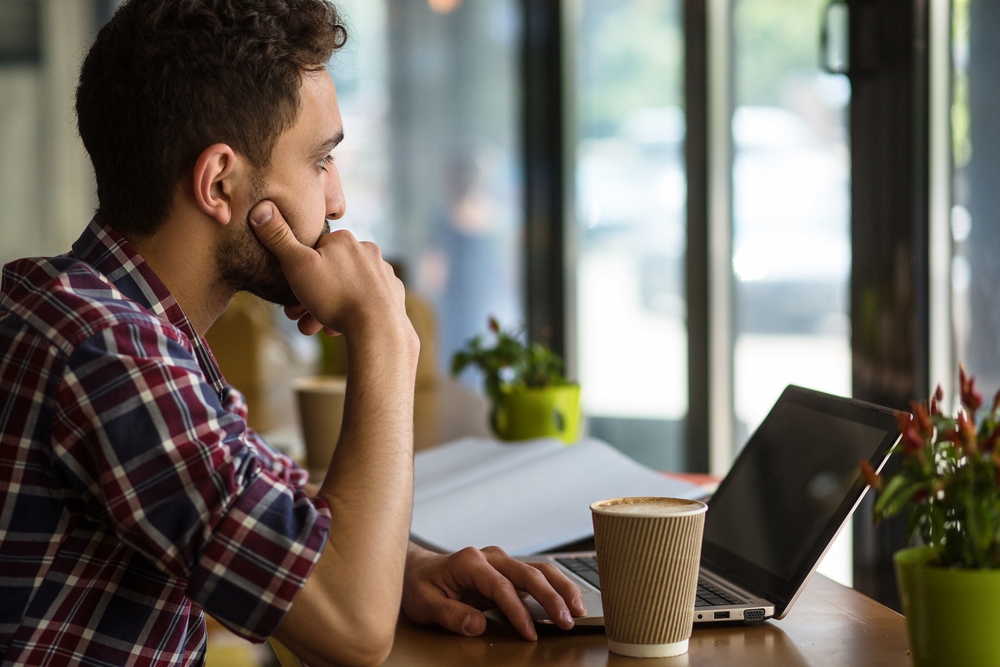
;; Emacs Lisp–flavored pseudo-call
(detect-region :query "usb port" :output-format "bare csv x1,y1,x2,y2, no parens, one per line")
714,611,730,620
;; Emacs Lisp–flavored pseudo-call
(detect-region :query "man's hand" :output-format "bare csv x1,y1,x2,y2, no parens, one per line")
249,201,410,342
402,543,587,641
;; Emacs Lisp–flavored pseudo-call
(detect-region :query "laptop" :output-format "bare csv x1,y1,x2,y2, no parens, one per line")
520,385,901,625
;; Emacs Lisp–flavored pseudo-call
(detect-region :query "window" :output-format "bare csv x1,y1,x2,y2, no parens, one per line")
730,0,852,447
333,0,524,370
572,0,688,471
729,0,853,587
0,0,95,265
951,0,1000,401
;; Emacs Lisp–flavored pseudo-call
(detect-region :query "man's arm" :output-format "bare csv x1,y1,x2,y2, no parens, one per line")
250,202,419,667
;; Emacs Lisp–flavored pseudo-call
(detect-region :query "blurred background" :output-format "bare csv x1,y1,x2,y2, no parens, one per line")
2,0,998,620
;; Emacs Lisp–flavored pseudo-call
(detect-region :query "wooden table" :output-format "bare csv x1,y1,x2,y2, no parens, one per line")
383,574,911,667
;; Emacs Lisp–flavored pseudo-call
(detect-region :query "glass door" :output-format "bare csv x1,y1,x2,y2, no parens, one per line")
951,0,1000,401
730,0,853,585
572,0,688,471
332,0,524,370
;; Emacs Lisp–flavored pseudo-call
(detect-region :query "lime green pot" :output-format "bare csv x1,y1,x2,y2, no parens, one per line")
895,546,1000,667
491,385,581,444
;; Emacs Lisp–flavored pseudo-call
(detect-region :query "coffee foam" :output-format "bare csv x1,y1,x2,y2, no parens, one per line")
591,497,707,517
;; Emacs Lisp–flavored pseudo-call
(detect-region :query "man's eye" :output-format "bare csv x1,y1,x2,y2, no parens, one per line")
317,154,335,171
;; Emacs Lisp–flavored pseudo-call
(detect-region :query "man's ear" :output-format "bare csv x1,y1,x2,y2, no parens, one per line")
192,143,240,225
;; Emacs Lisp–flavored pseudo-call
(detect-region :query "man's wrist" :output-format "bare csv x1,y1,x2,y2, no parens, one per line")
345,317,420,372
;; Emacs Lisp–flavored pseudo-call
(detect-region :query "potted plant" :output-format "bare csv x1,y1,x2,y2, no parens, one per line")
451,317,580,443
862,366,1000,667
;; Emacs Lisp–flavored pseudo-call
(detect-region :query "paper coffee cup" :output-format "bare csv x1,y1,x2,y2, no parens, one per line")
591,496,708,658
293,376,347,474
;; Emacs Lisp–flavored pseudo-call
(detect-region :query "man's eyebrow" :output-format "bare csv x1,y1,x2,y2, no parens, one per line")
311,130,344,158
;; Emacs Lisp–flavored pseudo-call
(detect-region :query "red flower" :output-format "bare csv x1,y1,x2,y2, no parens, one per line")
896,411,913,435
896,411,924,455
930,385,944,416
985,427,1000,454
860,459,882,491
960,364,983,415
957,410,978,454
911,400,933,437
903,429,924,455
488,316,500,334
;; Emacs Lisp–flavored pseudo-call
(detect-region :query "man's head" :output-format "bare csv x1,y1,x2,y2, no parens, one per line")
76,0,348,305
77,0,347,238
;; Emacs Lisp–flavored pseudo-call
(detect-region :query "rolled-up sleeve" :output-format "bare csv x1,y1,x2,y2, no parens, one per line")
221,385,311,489
52,321,330,641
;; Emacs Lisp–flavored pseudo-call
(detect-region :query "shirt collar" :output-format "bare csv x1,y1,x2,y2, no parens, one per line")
71,216,227,396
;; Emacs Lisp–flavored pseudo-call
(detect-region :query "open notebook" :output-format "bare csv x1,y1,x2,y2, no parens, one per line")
411,437,703,555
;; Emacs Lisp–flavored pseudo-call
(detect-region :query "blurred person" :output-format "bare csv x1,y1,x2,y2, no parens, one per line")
0,2,584,666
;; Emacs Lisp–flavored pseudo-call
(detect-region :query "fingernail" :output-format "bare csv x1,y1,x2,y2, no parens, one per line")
559,608,574,627
462,614,478,635
572,595,587,615
251,203,273,225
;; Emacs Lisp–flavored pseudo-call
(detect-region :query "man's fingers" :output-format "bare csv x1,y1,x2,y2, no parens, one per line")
284,300,340,337
528,562,587,617
456,550,537,640
479,549,576,630
249,201,312,267
296,314,323,336
420,592,487,637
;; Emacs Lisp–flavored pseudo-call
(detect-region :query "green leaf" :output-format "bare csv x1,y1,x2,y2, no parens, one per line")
882,482,925,519
908,508,928,545
874,474,917,518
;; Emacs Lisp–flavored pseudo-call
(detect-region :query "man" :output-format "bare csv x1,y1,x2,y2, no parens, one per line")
0,1,584,665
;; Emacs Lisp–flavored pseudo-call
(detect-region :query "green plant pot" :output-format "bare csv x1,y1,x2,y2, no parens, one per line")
492,385,581,444
895,546,1000,667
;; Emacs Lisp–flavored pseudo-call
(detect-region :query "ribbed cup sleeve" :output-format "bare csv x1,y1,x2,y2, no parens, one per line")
593,510,705,645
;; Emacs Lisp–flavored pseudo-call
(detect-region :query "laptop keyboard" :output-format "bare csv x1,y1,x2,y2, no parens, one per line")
554,555,744,608
694,581,744,608
555,555,602,589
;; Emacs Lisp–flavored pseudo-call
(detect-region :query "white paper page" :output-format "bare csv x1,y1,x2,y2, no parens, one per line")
411,437,703,555
413,437,566,504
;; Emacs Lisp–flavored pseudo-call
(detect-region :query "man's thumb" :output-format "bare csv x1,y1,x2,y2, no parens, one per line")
249,201,305,263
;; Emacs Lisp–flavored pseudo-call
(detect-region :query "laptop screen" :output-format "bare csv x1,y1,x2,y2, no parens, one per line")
701,386,899,615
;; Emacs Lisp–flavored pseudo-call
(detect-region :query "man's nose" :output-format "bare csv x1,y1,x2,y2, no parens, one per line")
327,167,346,221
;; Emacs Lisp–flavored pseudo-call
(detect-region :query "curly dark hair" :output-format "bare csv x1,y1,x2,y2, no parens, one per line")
76,0,347,238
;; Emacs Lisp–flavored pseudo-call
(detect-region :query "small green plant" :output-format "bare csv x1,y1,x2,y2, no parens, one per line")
451,317,566,407
863,366,1000,568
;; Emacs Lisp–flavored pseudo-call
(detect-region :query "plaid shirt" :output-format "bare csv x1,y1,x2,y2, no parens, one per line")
0,218,331,666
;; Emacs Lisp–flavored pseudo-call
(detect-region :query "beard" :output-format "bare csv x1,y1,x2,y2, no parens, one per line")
215,175,323,307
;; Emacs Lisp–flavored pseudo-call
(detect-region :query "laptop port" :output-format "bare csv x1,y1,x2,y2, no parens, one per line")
744,609,765,622
713,611,730,619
